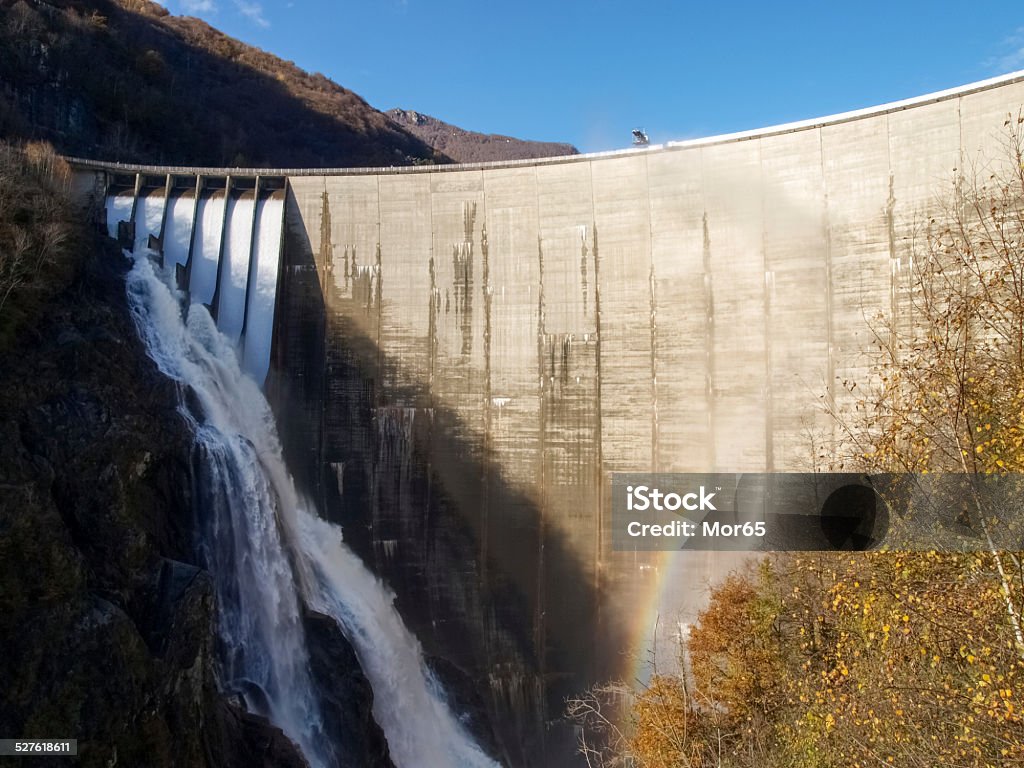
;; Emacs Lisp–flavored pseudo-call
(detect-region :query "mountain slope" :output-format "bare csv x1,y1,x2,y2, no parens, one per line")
0,0,447,167
386,108,579,163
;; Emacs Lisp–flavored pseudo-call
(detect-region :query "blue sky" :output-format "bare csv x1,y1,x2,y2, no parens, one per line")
164,0,1024,153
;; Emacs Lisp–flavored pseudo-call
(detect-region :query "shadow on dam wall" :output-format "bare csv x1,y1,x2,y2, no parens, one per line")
266,187,623,767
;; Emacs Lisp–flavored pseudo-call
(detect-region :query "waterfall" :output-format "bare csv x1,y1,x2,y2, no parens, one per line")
126,255,334,767
163,191,196,271
293,513,499,767
190,190,226,306
113,191,499,768
217,192,256,343
104,192,133,239
133,191,165,254
241,195,283,384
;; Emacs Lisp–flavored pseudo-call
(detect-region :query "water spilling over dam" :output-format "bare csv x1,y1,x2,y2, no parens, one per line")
85,71,1024,766
115,200,499,767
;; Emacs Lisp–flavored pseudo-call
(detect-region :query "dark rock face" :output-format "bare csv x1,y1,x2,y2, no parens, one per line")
0,232,384,767
206,702,310,768
303,611,394,768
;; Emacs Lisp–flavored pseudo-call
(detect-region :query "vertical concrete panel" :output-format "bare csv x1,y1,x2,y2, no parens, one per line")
429,170,487,411
821,116,892,436
887,99,961,344
533,159,601,500
647,149,709,472
701,140,767,471
760,129,831,471
420,172,498,662
272,176,328,499
889,100,961,211
317,176,384,548
286,176,324,258
591,154,658,650
536,162,595,335
534,160,601,608
378,173,433,402
960,80,1024,171
475,169,549,692
482,167,542,493
325,176,380,302
591,155,654,472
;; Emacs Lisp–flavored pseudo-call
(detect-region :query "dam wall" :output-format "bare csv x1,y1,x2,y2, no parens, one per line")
82,71,1024,766
278,72,1024,766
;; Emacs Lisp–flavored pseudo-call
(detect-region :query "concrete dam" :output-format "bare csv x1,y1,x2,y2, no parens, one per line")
84,71,1024,766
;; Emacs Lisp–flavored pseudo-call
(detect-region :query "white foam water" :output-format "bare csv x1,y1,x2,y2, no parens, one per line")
162,192,196,272
125,253,333,767
216,193,255,343
123,246,499,768
190,192,226,306
133,191,166,254
241,195,283,385
104,193,134,239
294,513,499,768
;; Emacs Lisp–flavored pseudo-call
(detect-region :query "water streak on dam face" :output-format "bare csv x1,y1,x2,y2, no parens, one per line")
81,72,1024,766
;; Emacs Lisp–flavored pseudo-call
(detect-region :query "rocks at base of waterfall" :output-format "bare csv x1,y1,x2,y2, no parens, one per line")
303,610,395,768
208,701,311,768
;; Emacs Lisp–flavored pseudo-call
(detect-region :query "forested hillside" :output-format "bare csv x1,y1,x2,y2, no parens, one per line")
0,0,447,167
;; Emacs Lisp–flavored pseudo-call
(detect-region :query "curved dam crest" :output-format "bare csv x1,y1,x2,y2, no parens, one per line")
86,71,1024,766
